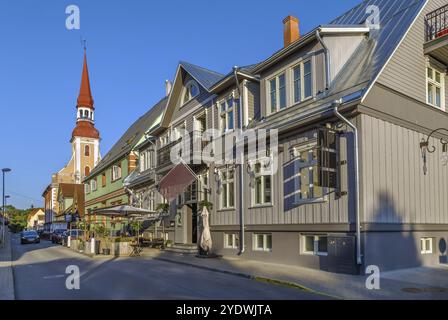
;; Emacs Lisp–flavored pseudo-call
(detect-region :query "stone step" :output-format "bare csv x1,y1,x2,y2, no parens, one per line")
164,243,198,254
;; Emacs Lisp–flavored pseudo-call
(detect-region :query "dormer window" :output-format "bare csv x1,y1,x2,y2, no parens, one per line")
269,73,286,113
182,80,200,105
293,60,313,104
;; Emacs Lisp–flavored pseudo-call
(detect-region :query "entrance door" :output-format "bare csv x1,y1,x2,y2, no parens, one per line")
192,204,198,244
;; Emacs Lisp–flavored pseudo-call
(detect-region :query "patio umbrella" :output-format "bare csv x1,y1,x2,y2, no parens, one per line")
90,205,156,217
200,207,212,253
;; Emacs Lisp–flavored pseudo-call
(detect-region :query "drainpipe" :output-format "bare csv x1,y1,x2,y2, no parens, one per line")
233,66,245,255
316,28,330,90
333,100,362,265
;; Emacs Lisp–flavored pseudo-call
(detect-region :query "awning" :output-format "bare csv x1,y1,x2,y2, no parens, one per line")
158,161,198,201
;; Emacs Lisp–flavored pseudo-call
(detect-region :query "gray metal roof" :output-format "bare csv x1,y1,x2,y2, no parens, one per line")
86,97,168,180
179,61,224,91
327,0,427,98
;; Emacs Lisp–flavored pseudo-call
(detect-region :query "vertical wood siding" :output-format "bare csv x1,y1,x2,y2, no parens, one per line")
360,114,448,224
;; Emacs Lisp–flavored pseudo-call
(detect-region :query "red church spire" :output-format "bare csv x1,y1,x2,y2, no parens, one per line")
77,49,94,109
72,47,100,141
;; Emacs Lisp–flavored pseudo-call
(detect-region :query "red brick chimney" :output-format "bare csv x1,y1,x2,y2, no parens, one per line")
283,16,300,47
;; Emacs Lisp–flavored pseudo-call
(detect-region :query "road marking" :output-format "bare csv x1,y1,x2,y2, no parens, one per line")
43,274,65,279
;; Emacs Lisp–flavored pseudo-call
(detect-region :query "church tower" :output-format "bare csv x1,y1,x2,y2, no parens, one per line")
71,48,101,183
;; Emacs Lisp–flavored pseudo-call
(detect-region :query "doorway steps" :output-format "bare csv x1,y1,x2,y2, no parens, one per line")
164,243,198,255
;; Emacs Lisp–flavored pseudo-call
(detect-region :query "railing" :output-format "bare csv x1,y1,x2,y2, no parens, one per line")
425,4,448,42
156,131,211,169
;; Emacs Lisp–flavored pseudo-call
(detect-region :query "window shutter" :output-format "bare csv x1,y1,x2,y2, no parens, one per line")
317,128,338,189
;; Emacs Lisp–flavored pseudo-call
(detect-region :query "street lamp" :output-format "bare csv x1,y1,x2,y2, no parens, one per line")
2,168,11,248
420,128,448,175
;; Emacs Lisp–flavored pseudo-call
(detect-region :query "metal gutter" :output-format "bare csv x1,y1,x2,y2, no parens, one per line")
333,100,362,266
316,28,331,90
233,66,245,255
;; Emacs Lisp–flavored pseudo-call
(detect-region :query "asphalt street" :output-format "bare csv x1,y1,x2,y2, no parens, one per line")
11,234,324,300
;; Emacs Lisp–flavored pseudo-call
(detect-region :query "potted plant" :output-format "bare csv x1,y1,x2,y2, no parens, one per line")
95,224,111,255
198,200,213,212
156,203,170,214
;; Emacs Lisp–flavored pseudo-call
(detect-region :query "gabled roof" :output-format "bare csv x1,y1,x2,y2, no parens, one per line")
86,97,168,179
328,0,427,100
179,61,224,91
252,0,426,103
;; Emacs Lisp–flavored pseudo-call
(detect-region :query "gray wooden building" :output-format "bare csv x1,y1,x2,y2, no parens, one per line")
125,0,448,274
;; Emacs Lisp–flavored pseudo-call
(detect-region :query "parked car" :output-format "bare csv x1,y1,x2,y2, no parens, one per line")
62,229,84,246
50,229,66,244
20,230,40,244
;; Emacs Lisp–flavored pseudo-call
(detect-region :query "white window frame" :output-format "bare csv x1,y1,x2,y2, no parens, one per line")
292,59,313,104
140,148,155,172
268,72,287,114
85,183,90,194
90,179,97,192
218,94,236,134
250,162,272,206
301,235,328,256
182,80,200,105
253,233,272,252
219,168,235,209
224,233,239,249
420,237,433,254
426,63,445,111
285,142,327,204
111,164,122,182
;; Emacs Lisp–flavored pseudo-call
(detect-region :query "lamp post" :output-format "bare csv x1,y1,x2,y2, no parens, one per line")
420,128,448,175
4,195,10,220
2,168,11,248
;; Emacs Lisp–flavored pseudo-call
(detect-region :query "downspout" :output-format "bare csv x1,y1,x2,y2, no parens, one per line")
316,28,330,90
333,101,362,266
233,66,245,255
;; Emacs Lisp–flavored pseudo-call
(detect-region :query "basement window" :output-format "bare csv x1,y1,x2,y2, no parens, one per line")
302,235,328,256
253,233,272,252
420,237,433,254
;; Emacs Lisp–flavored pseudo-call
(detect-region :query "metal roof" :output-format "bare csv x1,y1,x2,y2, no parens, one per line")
86,97,168,180
179,61,224,91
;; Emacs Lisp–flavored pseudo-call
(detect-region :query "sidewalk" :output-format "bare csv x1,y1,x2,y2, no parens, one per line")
0,228,15,300
141,249,448,300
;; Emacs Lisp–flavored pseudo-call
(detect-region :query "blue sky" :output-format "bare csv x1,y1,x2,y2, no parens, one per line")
0,0,360,209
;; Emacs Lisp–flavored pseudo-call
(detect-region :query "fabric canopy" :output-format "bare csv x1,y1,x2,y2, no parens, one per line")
89,205,156,217
158,161,198,201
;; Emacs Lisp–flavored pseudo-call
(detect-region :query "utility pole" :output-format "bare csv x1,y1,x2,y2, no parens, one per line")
2,168,12,248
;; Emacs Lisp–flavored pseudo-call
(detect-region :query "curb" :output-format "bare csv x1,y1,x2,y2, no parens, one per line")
0,230,16,300
151,255,340,299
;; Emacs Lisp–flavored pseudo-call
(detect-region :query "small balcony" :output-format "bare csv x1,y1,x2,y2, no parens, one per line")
156,131,211,172
424,4,448,65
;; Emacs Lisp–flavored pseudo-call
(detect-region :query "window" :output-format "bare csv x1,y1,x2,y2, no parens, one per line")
101,173,106,187
293,60,313,104
427,65,445,110
252,163,272,205
253,234,272,252
112,164,122,181
220,168,235,209
302,235,328,256
285,143,324,204
90,179,97,192
199,173,209,202
421,237,433,254
224,233,239,249
219,97,236,133
84,166,90,177
269,73,286,113
160,133,170,147
85,183,90,194
143,191,155,212
182,80,200,104
140,148,155,172
85,145,90,157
